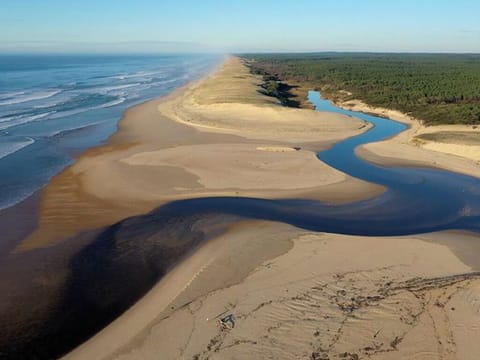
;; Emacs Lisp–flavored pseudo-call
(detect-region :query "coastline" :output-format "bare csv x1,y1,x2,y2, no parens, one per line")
6,56,480,359
64,58,480,360
19,57,381,251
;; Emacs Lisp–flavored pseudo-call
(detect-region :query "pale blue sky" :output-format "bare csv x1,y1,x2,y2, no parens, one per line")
1,0,479,53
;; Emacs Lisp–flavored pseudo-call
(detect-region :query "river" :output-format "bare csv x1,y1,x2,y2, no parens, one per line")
2,90,479,359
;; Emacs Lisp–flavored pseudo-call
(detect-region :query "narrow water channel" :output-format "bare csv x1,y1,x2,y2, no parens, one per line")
147,91,480,236
3,90,480,359
307,90,480,235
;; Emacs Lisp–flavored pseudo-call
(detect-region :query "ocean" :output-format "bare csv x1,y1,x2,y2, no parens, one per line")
0,54,221,210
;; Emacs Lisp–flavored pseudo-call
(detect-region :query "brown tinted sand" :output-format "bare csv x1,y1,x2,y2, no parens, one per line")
33,58,480,360
65,223,480,360
20,57,378,250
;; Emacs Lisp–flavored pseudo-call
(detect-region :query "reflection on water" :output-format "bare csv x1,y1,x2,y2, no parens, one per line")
1,91,480,359
308,90,480,234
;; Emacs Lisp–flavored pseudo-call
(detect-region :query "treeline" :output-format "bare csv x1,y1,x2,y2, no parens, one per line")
242,53,480,125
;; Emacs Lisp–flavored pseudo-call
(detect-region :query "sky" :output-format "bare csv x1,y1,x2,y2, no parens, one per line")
1,0,479,53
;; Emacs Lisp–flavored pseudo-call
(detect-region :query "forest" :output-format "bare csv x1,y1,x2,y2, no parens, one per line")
242,53,480,125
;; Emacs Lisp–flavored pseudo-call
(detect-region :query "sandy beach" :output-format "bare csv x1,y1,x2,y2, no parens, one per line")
2,1,479,359
65,223,480,360
8,57,477,360
19,57,378,250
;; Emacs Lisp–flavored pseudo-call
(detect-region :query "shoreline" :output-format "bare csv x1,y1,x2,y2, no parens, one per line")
64,59,480,359
5,56,480,359
0,58,227,254
0,57,384,357
0,190,40,254
19,57,381,251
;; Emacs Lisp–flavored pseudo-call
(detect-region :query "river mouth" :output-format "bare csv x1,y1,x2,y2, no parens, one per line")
1,91,480,359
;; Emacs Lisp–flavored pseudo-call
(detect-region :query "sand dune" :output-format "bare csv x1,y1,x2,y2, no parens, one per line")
161,57,371,143
20,57,378,250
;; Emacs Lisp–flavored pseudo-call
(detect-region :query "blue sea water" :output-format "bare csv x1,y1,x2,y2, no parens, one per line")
0,54,221,210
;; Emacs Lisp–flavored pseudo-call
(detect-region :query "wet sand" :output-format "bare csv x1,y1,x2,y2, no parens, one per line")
0,191,40,254
3,57,480,360
63,59,480,360
65,223,480,360
19,57,379,250
1,57,380,359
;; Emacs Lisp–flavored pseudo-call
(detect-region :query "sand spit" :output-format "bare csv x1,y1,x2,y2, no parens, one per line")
65,223,480,360
20,57,378,250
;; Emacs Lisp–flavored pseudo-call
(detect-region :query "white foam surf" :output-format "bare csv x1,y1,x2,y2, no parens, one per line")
0,90,61,106
48,97,127,120
0,112,55,130
0,137,35,160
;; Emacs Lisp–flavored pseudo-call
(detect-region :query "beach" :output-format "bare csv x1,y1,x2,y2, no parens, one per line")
61,57,480,360
5,56,480,360
19,57,379,250
66,224,480,360
2,1,479,359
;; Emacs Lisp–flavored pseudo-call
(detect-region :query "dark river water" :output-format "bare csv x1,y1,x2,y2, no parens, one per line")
308,91,480,235
1,91,479,359
148,91,480,236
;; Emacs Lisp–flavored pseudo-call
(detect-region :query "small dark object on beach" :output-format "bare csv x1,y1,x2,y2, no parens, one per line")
340,353,359,360
311,352,329,360
220,314,236,329
390,336,401,349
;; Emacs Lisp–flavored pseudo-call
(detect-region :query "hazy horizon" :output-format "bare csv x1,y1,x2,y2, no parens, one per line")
1,0,479,54
1,49,480,56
